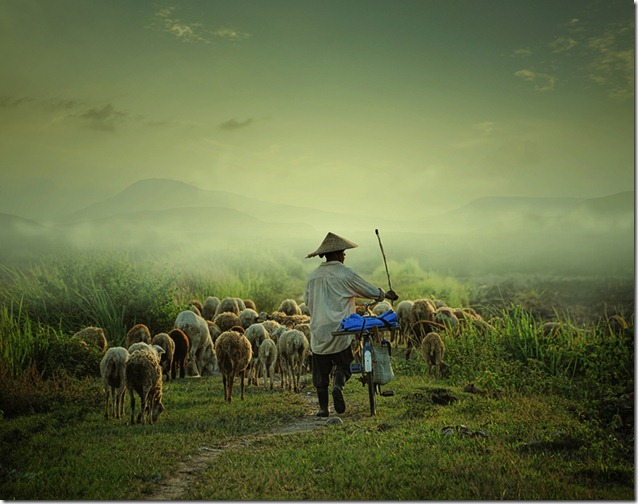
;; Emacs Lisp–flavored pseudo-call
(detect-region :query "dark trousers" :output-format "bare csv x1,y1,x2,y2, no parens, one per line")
312,345,354,390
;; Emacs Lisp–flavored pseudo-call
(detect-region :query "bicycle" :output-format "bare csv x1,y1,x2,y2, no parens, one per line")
332,302,397,416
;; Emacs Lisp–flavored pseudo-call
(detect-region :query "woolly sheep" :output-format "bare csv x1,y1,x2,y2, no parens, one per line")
294,323,312,375
277,298,302,316
213,311,242,333
100,347,129,419
206,321,222,344
202,296,221,321
372,301,392,316
186,300,202,316
125,348,165,424
128,342,166,360
239,308,259,329
434,307,459,333
174,310,212,377
72,326,108,353
168,328,190,379
126,323,152,348
215,330,253,402
277,328,309,393
244,323,269,385
299,302,311,316
235,298,246,312
243,299,257,311
396,300,414,347
199,336,217,375
421,332,446,378
406,299,438,359
151,332,176,380
214,297,240,317
258,338,278,390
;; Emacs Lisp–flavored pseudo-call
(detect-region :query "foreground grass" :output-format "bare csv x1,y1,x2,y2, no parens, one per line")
1,360,633,501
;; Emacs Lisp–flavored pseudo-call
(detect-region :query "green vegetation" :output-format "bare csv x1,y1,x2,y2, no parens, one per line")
0,249,633,500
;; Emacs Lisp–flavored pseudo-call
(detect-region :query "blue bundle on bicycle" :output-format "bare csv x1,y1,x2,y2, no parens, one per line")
338,310,398,332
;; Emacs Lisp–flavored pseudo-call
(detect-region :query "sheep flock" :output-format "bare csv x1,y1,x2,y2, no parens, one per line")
88,294,627,424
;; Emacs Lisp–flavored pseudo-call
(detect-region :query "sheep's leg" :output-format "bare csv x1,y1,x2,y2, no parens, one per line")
104,387,110,419
129,391,136,424
227,372,235,403
117,388,126,418
240,369,246,400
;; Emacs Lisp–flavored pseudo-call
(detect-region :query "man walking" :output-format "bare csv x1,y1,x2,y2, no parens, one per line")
304,232,398,416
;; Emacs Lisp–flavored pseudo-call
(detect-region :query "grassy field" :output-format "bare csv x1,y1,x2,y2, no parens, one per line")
0,248,634,500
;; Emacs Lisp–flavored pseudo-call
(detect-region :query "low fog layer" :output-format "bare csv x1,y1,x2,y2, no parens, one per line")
0,179,633,279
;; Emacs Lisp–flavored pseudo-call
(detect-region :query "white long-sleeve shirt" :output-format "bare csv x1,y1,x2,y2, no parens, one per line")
304,261,385,355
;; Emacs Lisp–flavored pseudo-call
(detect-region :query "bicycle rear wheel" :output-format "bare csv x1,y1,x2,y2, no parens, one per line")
367,372,377,415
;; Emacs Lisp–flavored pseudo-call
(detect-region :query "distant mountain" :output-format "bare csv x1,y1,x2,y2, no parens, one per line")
419,191,634,235
63,178,407,232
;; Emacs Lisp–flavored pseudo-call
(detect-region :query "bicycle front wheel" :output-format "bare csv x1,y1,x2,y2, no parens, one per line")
367,372,377,415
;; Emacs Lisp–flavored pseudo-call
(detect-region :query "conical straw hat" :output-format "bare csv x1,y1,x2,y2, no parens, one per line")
306,232,358,258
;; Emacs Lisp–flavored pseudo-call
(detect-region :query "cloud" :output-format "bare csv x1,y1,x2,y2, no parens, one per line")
219,118,253,131
514,69,556,92
213,26,251,42
550,36,578,53
151,6,251,44
586,24,634,101
513,48,533,57
78,103,127,132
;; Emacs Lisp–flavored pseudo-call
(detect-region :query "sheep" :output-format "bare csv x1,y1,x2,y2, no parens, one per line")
406,299,438,359
434,307,460,333
125,348,165,424
199,336,217,375
213,311,242,333
100,347,129,419
151,332,176,380
277,298,302,316
294,323,313,375
269,311,311,328
201,296,221,321
239,308,259,329
421,332,446,378
372,301,392,316
396,300,414,347
299,302,311,316
214,297,240,317
261,320,281,341
126,323,152,348
243,299,257,311
174,310,212,377
206,321,222,344
244,323,269,385
128,341,166,360
258,338,278,390
72,326,108,353
235,298,246,312
168,328,190,379
187,299,203,316
277,328,309,393
215,330,253,402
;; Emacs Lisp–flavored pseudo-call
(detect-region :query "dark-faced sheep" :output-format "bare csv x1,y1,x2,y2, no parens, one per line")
125,348,165,424
72,326,108,353
215,330,253,403
151,332,175,380
126,324,152,348
100,347,129,419
202,296,221,321
421,332,446,378
174,310,212,377
277,328,309,393
168,328,190,379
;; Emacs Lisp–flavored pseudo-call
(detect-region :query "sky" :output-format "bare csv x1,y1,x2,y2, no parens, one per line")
0,0,634,221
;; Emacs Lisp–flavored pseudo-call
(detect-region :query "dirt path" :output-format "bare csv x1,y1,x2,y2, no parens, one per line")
143,390,331,501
